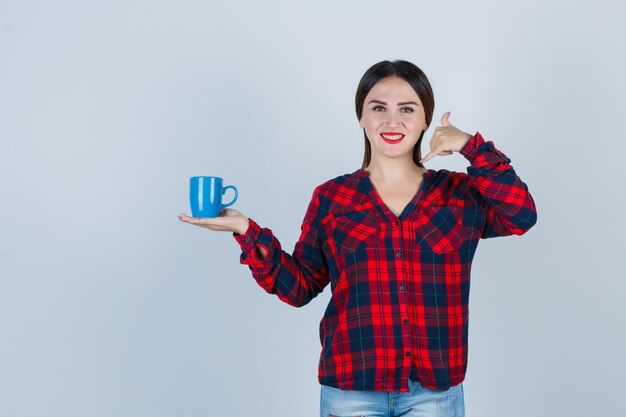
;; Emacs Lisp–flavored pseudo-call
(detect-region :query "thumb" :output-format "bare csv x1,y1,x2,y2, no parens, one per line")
441,111,452,127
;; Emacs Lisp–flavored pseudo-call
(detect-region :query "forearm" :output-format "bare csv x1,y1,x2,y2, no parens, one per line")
256,245,268,259
233,217,329,306
460,132,537,236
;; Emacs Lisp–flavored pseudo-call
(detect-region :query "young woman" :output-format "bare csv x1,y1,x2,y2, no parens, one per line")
178,59,537,417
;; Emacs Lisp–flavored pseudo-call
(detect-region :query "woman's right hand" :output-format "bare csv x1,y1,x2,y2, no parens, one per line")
178,208,249,235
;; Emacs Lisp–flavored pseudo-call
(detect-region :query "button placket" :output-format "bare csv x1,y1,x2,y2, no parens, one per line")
393,221,414,380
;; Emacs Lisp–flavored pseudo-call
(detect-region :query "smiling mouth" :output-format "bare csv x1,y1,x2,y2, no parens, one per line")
380,133,405,143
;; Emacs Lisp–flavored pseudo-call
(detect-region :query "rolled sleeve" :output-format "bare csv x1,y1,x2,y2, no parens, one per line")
233,218,272,269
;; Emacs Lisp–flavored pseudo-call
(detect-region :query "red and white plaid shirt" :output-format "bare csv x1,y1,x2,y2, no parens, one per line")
233,132,537,392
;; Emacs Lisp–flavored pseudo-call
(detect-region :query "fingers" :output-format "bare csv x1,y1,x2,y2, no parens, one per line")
420,146,452,164
178,213,192,222
177,213,217,225
420,150,445,164
420,132,438,164
420,151,435,164
441,110,452,127
178,212,234,233
420,112,455,164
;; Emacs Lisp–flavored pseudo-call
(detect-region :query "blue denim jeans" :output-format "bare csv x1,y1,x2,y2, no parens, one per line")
320,378,464,417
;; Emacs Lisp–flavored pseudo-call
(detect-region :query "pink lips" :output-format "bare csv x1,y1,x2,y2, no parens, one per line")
380,132,405,144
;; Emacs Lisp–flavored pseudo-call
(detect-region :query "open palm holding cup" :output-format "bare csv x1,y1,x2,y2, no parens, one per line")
180,175,249,234
178,208,249,235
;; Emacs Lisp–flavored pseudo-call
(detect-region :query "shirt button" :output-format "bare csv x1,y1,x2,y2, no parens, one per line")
399,285,405,291
396,251,402,258
245,237,252,243
405,351,412,357
403,319,409,324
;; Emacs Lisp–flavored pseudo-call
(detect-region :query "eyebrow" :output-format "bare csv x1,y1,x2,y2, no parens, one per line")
368,99,419,106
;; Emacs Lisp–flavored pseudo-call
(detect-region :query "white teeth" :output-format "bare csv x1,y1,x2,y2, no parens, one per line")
382,134,403,140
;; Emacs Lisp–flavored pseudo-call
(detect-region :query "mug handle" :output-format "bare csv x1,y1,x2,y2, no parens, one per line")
221,185,238,209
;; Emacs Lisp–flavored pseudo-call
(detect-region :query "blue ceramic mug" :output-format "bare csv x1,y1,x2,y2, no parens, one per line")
189,176,238,218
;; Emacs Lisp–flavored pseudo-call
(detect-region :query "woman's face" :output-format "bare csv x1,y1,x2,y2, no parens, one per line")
359,76,428,162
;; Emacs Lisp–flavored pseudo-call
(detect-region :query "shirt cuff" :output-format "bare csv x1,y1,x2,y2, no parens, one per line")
232,217,272,267
459,131,484,161
460,131,511,165
233,217,262,248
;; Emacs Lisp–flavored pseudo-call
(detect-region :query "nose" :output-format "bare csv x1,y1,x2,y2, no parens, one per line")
385,110,399,127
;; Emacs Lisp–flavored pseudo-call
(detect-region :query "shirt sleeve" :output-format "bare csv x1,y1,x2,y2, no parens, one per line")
231,185,330,307
459,131,537,238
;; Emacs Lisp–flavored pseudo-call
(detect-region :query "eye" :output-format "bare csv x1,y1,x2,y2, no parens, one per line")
371,106,414,113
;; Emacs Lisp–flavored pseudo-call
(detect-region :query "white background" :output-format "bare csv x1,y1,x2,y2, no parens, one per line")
1,0,624,416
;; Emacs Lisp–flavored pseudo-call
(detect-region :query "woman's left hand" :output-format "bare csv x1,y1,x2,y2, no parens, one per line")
420,111,473,164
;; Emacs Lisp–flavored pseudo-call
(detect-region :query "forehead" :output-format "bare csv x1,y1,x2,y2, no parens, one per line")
366,76,420,102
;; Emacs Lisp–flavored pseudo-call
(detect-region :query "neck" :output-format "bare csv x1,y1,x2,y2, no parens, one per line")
365,155,426,182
